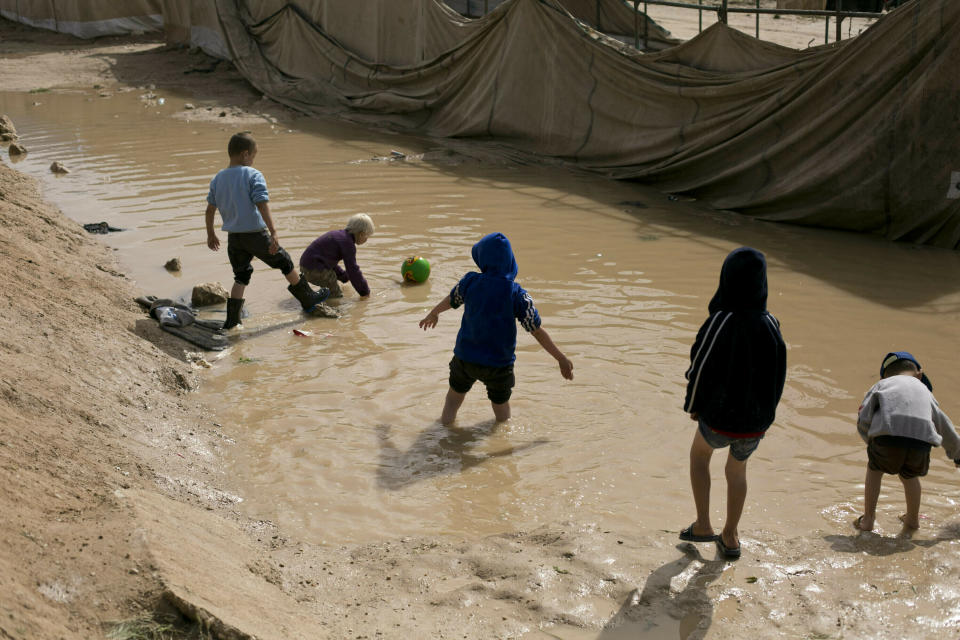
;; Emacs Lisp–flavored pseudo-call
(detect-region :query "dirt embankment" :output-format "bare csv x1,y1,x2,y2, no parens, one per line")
0,154,210,636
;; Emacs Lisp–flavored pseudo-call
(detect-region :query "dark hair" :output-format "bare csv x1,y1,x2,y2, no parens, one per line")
228,132,256,157
882,359,919,378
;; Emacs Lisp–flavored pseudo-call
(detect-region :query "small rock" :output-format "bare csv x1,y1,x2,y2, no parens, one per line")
184,103,195,110
164,257,182,272
218,111,227,117
0,114,16,136
0,133,16,142
50,161,70,174
8,142,27,156
307,303,341,319
83,222,122,234
191,282,229,307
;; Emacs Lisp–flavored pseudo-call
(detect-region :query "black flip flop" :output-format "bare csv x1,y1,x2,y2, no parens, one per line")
716,536,741,559
679,524,718,543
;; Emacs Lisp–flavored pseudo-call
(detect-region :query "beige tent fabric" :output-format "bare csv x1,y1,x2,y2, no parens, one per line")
0,0,162,37
558,0,676,46
444,0,678,48
237,1,480,67
213,0,960,247
163,0,675,65
4,0,957,247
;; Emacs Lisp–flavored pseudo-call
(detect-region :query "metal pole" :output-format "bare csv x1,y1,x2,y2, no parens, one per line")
720,0,728,24
644,1,649,46
634,0,640,48
825,15,829,43
836,0,842,42
643,2,650,49
755,0,760,38
596,0,601,31
699,3,702,32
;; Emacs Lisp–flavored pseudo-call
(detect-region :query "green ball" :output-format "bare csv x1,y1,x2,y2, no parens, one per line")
401,256,430,283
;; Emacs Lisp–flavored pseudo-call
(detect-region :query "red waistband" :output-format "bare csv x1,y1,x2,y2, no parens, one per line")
708,426,765,439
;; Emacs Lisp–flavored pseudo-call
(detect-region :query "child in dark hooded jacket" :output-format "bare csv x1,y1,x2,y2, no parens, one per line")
679,247,786,559
419,232,573,425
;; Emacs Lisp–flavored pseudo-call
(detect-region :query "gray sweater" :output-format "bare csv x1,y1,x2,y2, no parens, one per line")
857,375,960,461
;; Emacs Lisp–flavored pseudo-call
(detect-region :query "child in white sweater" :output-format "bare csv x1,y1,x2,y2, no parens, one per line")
855,351,960,532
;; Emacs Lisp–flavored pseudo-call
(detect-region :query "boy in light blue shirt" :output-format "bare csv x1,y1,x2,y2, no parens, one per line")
204,132,328,329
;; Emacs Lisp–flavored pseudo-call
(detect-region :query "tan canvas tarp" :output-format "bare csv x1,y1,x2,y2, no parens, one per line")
444,0,677,47
212,0,960,247
161,0,229,58
558,0,676,45
4,0,957,247
0,0,162,37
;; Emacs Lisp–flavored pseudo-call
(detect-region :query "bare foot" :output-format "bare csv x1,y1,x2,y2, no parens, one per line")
898,514,920,529
854,514,875,532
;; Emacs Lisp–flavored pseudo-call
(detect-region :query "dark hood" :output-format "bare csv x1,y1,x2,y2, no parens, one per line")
708,247,768,313
472,232,518,280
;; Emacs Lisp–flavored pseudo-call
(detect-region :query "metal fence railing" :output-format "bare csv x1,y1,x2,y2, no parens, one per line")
452,0,894,49
631,0,886,47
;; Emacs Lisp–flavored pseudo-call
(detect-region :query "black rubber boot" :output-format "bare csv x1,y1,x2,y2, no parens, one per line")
287,275,329,311
222,297,244,330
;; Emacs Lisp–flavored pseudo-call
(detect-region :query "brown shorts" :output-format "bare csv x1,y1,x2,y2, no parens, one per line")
300,267,343,298
867,436,931,479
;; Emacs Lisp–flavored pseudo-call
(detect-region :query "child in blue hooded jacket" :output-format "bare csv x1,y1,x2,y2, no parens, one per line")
680,247,786,559
419,232,573,425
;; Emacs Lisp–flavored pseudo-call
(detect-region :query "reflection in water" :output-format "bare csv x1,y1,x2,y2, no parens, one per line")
376,421,548,490
3,88,960,557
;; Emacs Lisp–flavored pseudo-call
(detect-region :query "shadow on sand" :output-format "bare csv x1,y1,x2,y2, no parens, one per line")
596,543,725,640
824,519,960,556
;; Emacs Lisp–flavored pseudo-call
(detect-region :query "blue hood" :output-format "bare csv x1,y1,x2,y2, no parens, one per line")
471,232,518,280
708,247,768,313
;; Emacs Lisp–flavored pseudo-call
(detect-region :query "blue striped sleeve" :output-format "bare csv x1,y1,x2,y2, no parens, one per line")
450,281,464,308
515,289,541,332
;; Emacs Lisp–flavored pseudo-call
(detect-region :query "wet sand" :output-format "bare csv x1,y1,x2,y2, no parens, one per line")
2,12,960,640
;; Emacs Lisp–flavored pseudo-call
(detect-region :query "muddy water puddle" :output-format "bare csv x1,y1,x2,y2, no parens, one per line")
4,88,960,555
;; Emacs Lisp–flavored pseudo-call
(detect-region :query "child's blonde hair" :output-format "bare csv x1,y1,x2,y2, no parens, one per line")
346,213,374,237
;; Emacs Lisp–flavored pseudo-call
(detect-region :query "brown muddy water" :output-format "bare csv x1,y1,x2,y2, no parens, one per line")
4,87,960,565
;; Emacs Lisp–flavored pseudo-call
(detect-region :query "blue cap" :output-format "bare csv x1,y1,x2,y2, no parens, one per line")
881,351,932,391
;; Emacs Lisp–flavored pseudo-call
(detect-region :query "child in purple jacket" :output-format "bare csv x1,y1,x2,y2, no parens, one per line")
299,214,374,299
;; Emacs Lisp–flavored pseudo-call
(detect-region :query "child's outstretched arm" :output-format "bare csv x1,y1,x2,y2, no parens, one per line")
530,327,574,380
419,296,452,330
205,203,220,251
